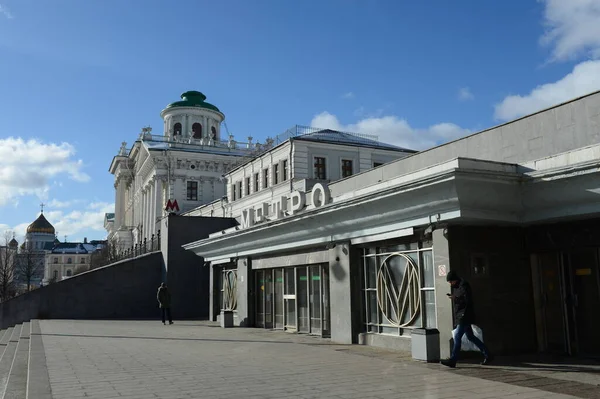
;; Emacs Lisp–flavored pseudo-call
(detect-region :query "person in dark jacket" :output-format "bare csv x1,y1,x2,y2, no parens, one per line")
441,271,491,368
157,282,173,325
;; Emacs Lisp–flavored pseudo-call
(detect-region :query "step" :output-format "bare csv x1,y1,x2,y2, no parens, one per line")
0,329,13,361
0,325,21,398
3,323,30,399
26,320,52,399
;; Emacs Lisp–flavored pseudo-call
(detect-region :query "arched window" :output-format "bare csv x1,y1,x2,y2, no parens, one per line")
211,126,217,139
173,122,182,136
66,269,72,277
192,123,202,139
67,257,72,264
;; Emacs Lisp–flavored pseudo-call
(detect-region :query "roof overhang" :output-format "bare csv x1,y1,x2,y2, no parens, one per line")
183,158,526,260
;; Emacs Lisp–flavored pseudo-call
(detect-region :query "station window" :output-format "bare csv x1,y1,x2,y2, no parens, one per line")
274,164,279,185
245,177,251,196
342,159,353,178
263,168,269,189
187,181,198,201
314,157,326,180
283,160,288,181
254,173,259,192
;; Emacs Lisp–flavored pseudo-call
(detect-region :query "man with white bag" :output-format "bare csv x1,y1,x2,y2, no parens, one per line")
441,270,492,368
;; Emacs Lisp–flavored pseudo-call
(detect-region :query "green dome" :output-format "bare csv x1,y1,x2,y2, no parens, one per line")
165,91,221,112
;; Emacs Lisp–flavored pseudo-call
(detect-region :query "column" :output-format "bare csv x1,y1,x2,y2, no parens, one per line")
140,189,146,240
328,242,353,344
149,181,155,237
155,178,163,231
145,186,151,239
235,257,251,327
203,116,209,138
433,227,455,359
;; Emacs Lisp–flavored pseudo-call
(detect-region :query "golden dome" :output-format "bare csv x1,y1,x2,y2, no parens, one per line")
27,213,55,235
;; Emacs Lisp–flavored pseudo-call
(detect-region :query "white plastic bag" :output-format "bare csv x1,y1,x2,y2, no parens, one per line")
451,324,484,352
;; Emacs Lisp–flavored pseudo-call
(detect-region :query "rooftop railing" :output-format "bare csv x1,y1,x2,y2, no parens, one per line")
273,124,380,146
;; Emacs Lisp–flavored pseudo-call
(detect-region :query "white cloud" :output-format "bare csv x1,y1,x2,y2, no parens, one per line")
458,87,474,101
341,92,355,99
41,203,113,241
311,112,471,150
540,0,600,62
48,199,80,209
0,137,90,206
0,4,13,19
494,60,600,121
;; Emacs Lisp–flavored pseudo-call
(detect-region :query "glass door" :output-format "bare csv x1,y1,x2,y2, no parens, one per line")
284,268,297,331
309,266,322,334
537,252,568,353
568,249,600,356
297,267,309,333
264,270,273,328
274,269,284,329
322,266,330,337
256,270,265,328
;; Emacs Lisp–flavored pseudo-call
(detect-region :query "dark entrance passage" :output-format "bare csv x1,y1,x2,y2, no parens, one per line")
533,249,600,357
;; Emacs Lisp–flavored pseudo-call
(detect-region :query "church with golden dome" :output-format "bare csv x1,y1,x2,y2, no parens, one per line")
23,209,58,252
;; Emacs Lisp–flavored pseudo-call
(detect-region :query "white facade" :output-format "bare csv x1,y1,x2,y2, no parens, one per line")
43,241,103,284
106,91,259,251
185,127,415,221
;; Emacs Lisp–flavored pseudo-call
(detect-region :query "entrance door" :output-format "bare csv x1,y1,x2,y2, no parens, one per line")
309,266,322,335
284,268,297,331
536,250,600,356
537,253,569,353
568,249,600,356
256,270,265,328
264,270,273,329
274,269,284,329
297,268,309,333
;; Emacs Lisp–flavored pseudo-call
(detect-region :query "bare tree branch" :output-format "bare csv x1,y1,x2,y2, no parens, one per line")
0,231,17,301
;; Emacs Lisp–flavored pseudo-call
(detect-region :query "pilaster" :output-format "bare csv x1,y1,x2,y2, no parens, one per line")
433,227,455,359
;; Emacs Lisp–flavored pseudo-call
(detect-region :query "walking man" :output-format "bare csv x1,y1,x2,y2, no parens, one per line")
441,270,492,368
157,282,173,325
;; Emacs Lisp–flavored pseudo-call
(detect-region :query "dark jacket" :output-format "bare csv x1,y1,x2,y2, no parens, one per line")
157,286,171,309
452,279,475,325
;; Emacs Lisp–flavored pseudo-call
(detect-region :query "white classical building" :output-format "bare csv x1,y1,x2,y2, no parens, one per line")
106,90,414,252
43,239,105,283
185,126,416,219
105,91,259,251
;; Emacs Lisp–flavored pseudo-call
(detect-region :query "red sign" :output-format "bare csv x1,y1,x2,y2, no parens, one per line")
165,199,180,212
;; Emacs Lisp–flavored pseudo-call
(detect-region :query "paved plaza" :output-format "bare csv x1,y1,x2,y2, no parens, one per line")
33,320,598,399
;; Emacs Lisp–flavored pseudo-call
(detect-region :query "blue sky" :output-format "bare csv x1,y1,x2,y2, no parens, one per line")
1,0,600,242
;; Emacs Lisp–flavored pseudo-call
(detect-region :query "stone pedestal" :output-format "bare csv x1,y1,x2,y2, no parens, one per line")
220,310,234,328
411,328,440,362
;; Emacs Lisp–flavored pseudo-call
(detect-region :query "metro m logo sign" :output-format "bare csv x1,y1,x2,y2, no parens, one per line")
165,199,180,213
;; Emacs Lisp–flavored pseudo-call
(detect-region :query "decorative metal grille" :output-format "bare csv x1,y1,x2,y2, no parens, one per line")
222,269,237,311
376,252,421,327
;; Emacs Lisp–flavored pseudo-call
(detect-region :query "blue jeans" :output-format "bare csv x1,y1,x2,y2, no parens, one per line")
451,323,489,361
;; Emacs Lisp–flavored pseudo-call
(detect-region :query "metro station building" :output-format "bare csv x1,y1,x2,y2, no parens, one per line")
184,91,600,359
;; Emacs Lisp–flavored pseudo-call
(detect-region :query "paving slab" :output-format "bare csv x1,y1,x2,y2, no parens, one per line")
35,320,590,399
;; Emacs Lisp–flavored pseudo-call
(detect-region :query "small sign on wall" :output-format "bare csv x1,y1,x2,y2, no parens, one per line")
438,264,447,277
